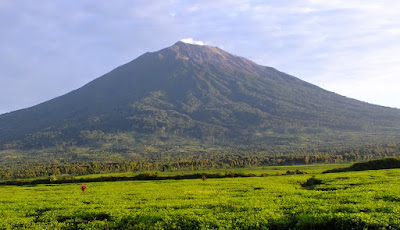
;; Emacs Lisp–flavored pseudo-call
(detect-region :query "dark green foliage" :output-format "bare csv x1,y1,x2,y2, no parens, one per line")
285,169,307,175
0,171,278,186
350,157,400,170
324,157,400,173
301,176,324,188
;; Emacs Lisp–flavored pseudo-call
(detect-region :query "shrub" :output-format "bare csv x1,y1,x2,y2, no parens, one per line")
301,176,324,188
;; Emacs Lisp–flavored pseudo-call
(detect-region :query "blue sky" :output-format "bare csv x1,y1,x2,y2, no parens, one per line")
1,0,400,115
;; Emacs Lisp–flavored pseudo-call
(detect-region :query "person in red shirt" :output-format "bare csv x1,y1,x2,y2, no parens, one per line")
81,184,87,193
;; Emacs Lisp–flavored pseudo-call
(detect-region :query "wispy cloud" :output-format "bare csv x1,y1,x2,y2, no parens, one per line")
180,38,205,45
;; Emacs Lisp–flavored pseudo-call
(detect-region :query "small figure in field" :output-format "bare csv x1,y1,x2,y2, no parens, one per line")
81,184,87,193
202,175,206,181
231,173,235,178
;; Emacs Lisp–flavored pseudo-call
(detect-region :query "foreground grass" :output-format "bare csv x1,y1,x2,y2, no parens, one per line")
1,167,399,229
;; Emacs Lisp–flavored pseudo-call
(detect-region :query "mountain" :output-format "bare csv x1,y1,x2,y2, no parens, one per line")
1,41,400,154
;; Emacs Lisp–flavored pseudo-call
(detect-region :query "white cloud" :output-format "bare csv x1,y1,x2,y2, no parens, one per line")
180,38,205,45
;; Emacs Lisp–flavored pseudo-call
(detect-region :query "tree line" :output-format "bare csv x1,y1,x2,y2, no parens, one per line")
1,146,400,180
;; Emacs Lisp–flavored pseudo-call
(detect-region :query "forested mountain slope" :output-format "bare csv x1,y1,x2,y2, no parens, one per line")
1,41,399,153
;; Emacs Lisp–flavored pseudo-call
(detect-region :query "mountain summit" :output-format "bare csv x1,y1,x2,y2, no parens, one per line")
166,41,255,67
1,42,400,151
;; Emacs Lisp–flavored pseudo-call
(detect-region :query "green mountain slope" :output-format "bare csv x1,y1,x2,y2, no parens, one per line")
1,41,400,153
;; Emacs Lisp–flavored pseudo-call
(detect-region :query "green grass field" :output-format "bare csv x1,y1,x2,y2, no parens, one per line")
1,164,400,229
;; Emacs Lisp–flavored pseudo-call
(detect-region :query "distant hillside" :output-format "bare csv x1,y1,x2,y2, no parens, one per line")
1,41,400,159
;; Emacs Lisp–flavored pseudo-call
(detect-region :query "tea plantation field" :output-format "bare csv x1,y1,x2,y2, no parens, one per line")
1,166,400,229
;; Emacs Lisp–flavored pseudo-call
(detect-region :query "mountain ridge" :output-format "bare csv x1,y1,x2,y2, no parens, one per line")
1,41,400,152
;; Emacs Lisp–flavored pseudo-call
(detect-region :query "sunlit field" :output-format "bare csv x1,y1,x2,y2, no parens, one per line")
1,164,400,229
